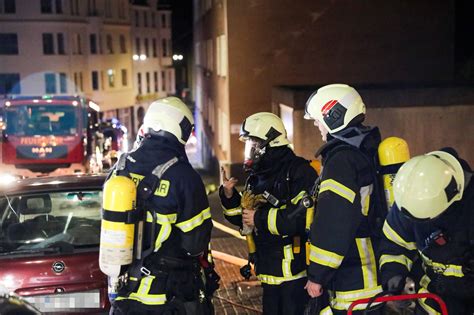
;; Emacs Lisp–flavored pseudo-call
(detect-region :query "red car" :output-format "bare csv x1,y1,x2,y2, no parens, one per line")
0,174,108,313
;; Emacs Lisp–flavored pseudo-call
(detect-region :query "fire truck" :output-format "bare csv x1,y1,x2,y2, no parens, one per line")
1,95,103,177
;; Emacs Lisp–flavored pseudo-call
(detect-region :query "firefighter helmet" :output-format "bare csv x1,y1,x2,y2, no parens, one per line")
239,112,290,171
393,151,464,220
143,97,194,144
304,84,366,134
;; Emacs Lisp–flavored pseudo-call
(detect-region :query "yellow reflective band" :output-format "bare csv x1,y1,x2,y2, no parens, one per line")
330,286,383,311
176,207,211,233
258,270,307,285
282,244,294,278
222,206,242,216
419,275,431,289
419,252,465,278
418,288,441,315
309,244,344,269
319,179,356,203
355,238,378,288
382,221,417,251
360,185,371,216
154,223,172,252
379,254,413,270
320,305,333,315
291,190,306,205
268,208,279,235
128,276,167,305
146,211,177,224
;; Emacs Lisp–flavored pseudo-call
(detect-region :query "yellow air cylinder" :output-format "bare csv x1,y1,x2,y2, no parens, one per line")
99,175,137,278
378,137,410,209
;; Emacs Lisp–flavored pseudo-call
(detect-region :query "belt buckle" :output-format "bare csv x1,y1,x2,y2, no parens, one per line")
140,266,151,276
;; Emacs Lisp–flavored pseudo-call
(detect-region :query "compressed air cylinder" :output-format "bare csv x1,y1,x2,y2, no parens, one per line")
99,176,136,278
378,137,410,210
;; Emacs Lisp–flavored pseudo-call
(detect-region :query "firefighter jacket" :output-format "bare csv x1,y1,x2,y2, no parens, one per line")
308,126,383,312
113,135,213,306
379,170,474,314
219,146,318,286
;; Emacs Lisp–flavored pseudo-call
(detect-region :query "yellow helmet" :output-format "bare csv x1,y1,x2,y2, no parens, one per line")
304,84,366,133
393,151,464,220
143,97,194,144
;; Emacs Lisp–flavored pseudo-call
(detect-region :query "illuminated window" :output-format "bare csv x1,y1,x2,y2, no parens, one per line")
107,69,115,88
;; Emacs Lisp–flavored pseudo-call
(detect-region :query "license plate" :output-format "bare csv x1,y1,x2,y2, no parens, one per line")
24,290,100,312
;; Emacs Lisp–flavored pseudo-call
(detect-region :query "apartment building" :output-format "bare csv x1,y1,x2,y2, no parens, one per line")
194,0,474,175
0,0,175,139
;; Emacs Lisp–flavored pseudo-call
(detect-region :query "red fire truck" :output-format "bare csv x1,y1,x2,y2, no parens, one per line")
1,95,103,177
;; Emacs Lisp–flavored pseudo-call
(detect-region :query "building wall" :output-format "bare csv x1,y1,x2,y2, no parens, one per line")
216,0,455,164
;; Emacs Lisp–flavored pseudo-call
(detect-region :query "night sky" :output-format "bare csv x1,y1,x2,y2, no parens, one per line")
171,0,193,58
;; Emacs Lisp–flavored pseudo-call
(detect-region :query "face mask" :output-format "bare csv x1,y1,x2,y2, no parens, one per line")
243,138,265,172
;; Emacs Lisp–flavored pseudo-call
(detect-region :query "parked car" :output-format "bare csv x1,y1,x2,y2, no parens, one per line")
0,174,108,313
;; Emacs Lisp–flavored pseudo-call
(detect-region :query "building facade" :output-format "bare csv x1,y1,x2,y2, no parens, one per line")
194,0,474,176
0,0,175,141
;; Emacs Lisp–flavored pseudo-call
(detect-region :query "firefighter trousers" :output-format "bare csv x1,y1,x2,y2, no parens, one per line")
262,277,308,315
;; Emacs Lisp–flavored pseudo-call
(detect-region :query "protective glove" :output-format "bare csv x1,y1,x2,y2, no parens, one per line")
384,275,406,294
241,191,266,235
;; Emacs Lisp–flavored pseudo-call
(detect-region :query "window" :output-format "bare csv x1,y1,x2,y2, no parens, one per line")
104,0,111,17
137,73,142,94
146,72,150,93
151,13,156,27
107,69,115,88
87,0,97,16
79,72,83,91
152,38,157,57
41,0,52,13
0,33,18,55
121,69,127,86
55,0,62,13
57,33,65,54
118,0,125,19
143,11,148,27
135,37,140,55
144,38,149,57
106,34,113,54
42,33,54,54
161,14,166,28
44,73,56,93
91,71,99,90
2,0,16,13
162,38,167,57
216,35,228,76
41,0,61,13
59,72,67,93
207,39,213,71
153,71,158,92
73,72,78,92
70,0,79,15
0,73,20,94
90,34,97,54
119,35,126,53
161,71,165,91
134,10,139,27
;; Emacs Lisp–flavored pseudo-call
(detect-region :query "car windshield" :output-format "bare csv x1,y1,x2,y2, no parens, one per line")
5,104,77,136
0,190,102,256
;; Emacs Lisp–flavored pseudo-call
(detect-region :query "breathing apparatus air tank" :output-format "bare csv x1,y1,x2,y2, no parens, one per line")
377,137,410,210
99,175,137,301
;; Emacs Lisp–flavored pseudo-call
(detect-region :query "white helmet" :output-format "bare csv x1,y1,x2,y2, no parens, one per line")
239,112,290,171
304,84,366,133
393,151,465,220
143,97,194,144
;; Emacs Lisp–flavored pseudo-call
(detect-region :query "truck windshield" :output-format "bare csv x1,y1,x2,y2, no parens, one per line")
5,104,77,136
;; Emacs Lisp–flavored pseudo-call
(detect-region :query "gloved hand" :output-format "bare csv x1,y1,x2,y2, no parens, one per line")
241,191,266,235
384,275,406,294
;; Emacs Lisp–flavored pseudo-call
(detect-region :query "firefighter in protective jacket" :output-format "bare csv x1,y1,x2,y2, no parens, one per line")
109,97,214,315
220,112,317,315
304,84,384,314
379,149,474,314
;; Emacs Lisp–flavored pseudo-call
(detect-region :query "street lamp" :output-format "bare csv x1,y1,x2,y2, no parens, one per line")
172,54,183,61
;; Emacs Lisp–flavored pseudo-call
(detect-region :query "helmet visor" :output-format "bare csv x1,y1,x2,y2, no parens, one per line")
243,138,264,170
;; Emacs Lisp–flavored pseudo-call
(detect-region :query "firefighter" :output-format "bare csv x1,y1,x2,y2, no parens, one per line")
108,97,214,315
220,112,318,315
304,84,384,314
379,149,474,314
